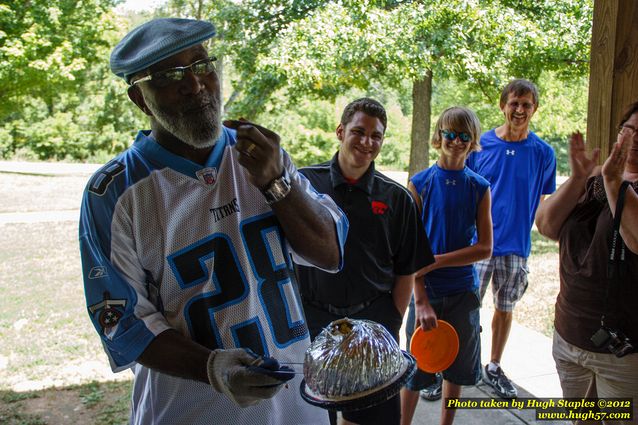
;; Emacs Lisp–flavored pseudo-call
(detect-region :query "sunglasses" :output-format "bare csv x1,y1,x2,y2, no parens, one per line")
440,129,472,143
131,56,217,88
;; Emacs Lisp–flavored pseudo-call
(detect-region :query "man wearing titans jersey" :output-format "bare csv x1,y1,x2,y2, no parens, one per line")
79,18,348,425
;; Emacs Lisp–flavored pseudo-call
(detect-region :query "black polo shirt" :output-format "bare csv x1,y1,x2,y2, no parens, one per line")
296,153,434,307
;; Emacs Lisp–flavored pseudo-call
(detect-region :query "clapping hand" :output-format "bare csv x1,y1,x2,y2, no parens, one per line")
602,130,630,184
569,131,600,179
224,119,284,190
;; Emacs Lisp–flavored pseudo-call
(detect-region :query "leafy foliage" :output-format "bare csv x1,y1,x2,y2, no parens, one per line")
0,0,118,119
0,0,592,174
207,0,591,174
0,3,146,160
217,0,592,117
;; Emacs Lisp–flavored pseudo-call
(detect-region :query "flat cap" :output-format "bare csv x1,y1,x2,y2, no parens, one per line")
110,17,216,83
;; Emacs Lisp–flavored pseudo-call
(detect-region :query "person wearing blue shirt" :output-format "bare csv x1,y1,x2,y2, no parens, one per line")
465,79,556,399
401,106,492,425
79,17,348,425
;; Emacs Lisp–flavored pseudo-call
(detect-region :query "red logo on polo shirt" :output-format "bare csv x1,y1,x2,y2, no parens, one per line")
371,200,388,215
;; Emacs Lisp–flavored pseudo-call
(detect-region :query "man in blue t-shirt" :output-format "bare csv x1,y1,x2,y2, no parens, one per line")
465,79,556,399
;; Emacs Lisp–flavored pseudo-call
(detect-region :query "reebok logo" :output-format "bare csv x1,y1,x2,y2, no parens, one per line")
88,266,108,279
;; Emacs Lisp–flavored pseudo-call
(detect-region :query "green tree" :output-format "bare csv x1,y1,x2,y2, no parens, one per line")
0,0,592,167
0,1,148,160
0,0,118,120
208,0,593,174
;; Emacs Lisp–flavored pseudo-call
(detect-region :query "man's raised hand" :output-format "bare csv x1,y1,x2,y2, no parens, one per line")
224,119,284,190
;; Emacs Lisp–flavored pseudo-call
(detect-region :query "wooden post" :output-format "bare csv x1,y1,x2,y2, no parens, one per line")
586,0,638,160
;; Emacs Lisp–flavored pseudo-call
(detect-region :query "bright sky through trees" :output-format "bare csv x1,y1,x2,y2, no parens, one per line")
121,0,166,12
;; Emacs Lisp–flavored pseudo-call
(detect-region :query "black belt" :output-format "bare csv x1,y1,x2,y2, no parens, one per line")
303,294,383,316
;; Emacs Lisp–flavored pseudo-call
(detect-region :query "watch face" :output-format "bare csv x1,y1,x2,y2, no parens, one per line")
263,172,291,205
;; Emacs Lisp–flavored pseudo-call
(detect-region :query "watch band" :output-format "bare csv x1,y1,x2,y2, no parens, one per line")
262,169,292,205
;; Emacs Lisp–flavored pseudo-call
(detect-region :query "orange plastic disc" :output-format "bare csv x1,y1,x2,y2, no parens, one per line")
409,320,459,373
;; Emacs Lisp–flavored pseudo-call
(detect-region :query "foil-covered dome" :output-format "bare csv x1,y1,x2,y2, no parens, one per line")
303,318,405,398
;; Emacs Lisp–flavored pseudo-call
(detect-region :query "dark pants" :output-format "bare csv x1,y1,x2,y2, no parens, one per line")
303,293,403,425
405,290,482,389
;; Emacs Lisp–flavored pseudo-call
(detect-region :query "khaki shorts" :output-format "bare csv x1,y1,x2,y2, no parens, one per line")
553,331,638,424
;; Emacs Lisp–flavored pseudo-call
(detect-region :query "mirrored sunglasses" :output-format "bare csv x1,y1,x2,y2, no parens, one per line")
440,129,471,143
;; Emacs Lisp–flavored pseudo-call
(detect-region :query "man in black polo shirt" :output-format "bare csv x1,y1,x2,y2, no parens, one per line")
295,98,434,425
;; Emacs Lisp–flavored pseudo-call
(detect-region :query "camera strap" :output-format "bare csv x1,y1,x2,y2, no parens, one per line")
601,180,631,327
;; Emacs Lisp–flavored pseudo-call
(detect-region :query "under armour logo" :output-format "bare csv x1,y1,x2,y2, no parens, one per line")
446,179,456,186
506,150,516,156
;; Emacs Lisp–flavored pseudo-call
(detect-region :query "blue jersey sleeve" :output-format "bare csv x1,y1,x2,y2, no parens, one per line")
287,156,349,272
79,157,168,372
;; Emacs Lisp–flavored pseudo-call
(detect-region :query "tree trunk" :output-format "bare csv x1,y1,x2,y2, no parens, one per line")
408,70,432,179
217,53,225,114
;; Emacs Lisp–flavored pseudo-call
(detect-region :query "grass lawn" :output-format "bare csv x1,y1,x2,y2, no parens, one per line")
0,381,131,425
0,170,133,424
517,230,560,337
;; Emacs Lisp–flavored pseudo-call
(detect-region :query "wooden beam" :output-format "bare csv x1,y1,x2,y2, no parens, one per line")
586,0,638,160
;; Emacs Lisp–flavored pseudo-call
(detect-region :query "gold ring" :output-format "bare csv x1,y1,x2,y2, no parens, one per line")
245,143,257,156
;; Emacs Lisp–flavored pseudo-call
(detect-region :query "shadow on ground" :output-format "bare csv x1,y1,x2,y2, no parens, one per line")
0,380,131,425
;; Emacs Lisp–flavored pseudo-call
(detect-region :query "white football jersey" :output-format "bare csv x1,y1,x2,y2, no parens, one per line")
80,127,347,424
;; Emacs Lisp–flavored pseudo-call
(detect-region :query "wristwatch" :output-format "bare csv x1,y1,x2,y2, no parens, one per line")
261,168,292,205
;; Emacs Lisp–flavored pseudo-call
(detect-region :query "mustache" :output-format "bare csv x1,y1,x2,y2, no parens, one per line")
181,93,220,114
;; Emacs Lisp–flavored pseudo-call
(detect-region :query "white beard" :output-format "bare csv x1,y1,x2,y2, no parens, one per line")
147,91,222,149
